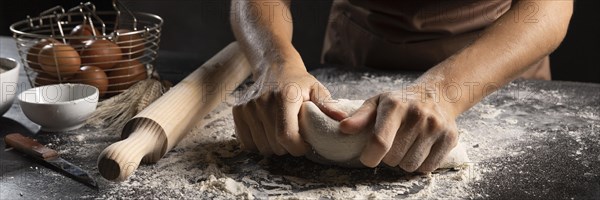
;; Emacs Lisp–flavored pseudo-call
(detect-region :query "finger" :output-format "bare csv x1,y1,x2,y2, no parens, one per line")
339,96,379,134
310,82,347,121
232,106,257,152
276,88,309,156
382,127,419,167
398,135,437,172
260,113,287,156
382,108,429,167
246,107,273,156
416,131,459,172
255,94,287,155
359,101,404,167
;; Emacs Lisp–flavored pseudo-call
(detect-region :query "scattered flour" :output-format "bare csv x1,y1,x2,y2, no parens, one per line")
32,68,599,199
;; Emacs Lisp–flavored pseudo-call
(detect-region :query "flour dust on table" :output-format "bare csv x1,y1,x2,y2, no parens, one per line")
91,70,478,199
24,68,599,199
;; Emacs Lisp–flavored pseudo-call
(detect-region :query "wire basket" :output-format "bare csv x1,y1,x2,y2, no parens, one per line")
10,1,163,97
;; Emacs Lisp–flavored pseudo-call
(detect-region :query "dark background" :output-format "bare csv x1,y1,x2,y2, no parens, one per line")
1,0,598,83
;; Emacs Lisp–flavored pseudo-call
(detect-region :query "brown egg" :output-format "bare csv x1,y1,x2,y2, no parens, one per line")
34,72,66,87
27,38,60,71
113,29,145,59
107,60,147,92
80,39,122,70
71,66,109,97
69,24,99,47
38,43,81,77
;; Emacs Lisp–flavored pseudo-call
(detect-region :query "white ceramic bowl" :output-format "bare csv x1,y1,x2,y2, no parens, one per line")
18,84,99,132
0,57,20,116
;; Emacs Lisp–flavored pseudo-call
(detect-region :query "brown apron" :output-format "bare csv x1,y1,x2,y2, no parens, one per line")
321,0,551,80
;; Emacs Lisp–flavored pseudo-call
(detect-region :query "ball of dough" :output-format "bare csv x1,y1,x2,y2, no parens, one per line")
298,99,470,169
299,99,367,163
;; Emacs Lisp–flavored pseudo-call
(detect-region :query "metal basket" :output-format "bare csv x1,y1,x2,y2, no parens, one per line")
10,1,163,97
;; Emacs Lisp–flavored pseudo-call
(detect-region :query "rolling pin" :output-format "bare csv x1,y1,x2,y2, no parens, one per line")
97,42,251,181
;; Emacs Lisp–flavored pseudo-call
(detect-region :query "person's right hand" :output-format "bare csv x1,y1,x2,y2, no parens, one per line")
232,63,347,156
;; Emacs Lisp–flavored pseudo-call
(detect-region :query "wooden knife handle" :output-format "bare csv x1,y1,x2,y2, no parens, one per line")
4,133,58,160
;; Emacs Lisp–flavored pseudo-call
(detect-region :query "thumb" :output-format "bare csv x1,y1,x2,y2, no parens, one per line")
339,96,379,134
310,82,348,121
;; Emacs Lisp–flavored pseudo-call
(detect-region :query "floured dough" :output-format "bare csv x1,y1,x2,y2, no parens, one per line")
299,99,469,169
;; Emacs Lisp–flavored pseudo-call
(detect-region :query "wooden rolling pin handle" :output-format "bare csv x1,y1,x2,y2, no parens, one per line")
97,119,166,181
97,42,251,182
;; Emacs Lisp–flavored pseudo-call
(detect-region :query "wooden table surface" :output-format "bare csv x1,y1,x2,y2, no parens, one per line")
1,36,599,199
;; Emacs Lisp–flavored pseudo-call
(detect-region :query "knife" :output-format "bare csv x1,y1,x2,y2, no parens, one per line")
4,133,98,189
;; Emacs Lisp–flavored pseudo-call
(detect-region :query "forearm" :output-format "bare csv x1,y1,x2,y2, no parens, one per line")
415,0,573,117
230,0,304,78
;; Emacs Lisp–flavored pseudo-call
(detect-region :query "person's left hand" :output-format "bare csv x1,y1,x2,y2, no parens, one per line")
339,87,459,172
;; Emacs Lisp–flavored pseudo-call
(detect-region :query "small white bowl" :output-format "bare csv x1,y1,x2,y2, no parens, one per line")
18,84,99,132
0,57,20,116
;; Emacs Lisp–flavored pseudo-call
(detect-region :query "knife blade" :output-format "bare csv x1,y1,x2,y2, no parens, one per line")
4,133,98,189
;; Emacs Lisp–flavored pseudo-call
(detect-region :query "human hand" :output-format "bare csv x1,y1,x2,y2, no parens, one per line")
233,65,347,156
339,87,459,172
